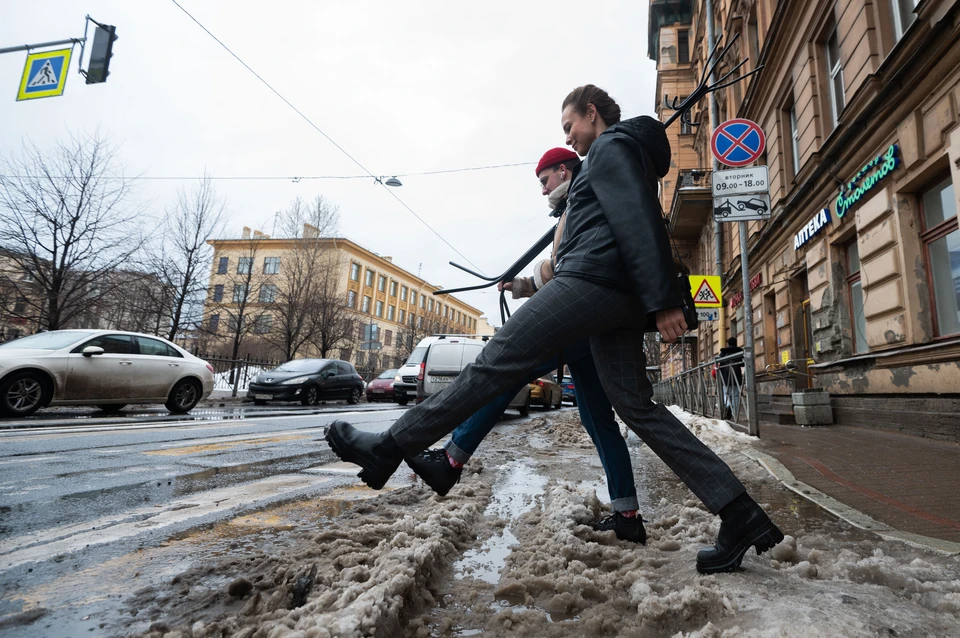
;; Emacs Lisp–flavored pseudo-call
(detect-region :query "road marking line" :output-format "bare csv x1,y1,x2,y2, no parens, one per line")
0,473,336,572
143,434,311,456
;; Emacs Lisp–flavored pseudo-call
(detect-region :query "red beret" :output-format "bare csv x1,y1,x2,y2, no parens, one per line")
535,147,579,176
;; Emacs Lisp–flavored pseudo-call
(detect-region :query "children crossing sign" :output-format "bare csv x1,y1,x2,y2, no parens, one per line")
17,48,72,101
689,275,722,308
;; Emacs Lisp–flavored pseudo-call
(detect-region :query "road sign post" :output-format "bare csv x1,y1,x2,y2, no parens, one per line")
711,118,764,437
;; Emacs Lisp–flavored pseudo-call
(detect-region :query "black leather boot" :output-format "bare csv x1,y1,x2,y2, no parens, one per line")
325,420,404,490
593,512,647,544
696,493,783,574
405,449,463,496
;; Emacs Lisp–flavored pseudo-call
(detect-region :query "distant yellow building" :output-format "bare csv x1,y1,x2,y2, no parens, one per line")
203,227,485,374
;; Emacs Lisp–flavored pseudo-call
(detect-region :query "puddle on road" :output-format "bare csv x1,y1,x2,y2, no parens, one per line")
453,462,546,585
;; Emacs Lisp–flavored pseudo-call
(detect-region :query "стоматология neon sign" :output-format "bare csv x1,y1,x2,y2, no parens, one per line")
835,144,900,218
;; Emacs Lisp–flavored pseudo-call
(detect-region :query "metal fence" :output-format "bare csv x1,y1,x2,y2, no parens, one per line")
652,352,747,424
192,351,283,397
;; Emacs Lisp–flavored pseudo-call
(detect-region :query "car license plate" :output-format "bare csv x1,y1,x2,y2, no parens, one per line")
254,394,271,400
431,378,452,383
373,389,384,394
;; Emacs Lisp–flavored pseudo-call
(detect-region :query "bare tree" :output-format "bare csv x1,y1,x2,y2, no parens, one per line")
206,236,266,360
308,259,355,358
0,133,144,331
262,196,341,360
149,175,225,342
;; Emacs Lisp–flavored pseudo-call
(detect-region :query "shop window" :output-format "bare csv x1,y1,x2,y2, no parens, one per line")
920,176,960,336
845,240,869,353
892,0,918,40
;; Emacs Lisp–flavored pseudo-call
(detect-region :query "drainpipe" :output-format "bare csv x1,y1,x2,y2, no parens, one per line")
706,0,725,352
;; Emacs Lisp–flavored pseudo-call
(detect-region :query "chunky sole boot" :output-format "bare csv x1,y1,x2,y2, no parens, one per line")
325,420,403,490
594,512,647,544
405,449,462,496
696,517,784,574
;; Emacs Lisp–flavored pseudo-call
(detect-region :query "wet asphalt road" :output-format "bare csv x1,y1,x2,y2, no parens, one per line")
0,402,406,585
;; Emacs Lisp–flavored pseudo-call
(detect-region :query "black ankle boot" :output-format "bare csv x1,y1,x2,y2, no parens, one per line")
593,512,647,544
325,420,404,489
406,449,462,496
696,493,784,574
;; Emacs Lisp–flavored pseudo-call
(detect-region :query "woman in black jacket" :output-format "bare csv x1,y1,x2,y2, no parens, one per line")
327,85,782,574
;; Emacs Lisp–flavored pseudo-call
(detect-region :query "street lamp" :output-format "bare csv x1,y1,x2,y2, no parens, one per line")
376,176,403,187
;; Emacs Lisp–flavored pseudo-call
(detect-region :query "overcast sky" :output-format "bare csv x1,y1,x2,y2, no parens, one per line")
0,1,658,325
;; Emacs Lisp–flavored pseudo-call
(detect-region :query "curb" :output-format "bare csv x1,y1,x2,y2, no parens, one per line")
742,448,960,556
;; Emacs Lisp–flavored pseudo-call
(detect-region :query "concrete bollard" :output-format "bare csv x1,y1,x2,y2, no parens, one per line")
792,390,833,425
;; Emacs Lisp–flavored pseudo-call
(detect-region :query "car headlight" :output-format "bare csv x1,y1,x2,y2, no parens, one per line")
280,376,311,385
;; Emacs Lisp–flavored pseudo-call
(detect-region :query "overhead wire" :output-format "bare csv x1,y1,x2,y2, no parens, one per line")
168,0,484,273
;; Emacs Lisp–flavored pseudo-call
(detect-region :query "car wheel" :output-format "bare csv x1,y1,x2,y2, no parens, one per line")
397,397,409,406
253,400,267,406
519,396,531,417
347,386,362,405
0,371,48,418
301,385,319,406
165,379,201,414
96,404,127,413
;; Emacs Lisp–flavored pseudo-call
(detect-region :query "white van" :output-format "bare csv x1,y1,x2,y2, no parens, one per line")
394,335,531,415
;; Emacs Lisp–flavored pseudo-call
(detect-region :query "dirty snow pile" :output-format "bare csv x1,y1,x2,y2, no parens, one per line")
136,482,492,638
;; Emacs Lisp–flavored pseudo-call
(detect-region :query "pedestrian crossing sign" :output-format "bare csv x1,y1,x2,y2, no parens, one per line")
689,275,722,308
17,48,72,101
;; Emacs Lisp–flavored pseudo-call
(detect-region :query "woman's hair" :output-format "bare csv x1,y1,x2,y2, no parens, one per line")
562,85,621,125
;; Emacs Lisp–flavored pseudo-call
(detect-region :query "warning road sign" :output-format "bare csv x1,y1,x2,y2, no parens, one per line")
689,275,722,308
17,48,72,101
711,119,765,168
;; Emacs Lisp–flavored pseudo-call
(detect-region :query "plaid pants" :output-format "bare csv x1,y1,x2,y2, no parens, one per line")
390,276,745,514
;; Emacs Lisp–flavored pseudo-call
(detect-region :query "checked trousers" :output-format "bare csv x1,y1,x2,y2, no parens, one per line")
389,276,746,514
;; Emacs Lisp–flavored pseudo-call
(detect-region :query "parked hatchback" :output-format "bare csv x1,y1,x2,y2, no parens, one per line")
365,368,399,403
247,359,363,405
0,330,214,418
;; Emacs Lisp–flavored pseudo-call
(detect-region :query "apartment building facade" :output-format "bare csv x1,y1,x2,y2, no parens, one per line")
650,0,960,437
204,228,485,374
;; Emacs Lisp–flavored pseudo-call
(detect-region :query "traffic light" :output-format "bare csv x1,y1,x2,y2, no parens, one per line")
85,22,117,84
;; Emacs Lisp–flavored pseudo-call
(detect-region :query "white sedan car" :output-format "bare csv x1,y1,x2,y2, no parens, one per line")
0,330,215,418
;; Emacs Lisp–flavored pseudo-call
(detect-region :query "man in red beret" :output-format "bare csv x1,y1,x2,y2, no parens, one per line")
403,148,646,543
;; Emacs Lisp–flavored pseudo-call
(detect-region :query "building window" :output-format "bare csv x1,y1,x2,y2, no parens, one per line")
388,305,395,321
390,281,398,297
892,0,918,40
13,298,26,314
350,263,361,281
375,300,384,317
228,315,243,333
341,348,353,362
263,257,281,274
362,295,371,313
217,257,229,274
420,295,426,309
399,308,406,324
789,102,801,180
378,275,387,292
846,240,869,353
259,284,277,303
677,29,690,63
409,313,416,327
385,329,393,347
401,286,408,301
254,314,273,334
213,284,224,303
826,26,844,129
238,257,253,274
208,314,220,333
347,290,357,308
920,176,960,336
365,270,375,287
417,316,423,328
233,284,249,303
429,298,435,312
410,290,417,306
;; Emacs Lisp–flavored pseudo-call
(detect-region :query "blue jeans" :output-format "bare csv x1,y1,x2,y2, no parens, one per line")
444,339,639,512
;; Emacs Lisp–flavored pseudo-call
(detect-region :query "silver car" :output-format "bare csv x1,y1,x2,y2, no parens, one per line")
0,330,215,418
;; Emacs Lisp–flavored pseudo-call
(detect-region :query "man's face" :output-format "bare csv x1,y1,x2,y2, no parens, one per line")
537,163,569,196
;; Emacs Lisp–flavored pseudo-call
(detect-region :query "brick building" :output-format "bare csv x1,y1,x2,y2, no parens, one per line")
649,0,960,438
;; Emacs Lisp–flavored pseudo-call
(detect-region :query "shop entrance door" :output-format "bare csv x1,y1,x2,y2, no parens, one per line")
789,273,814,390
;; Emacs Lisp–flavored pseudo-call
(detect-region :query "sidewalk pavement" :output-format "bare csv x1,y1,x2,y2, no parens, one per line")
753,422,960,547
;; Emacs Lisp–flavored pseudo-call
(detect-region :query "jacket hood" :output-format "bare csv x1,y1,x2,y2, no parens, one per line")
603,115,671,178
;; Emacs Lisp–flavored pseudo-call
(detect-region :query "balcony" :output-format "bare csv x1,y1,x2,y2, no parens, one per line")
667,168,713,241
